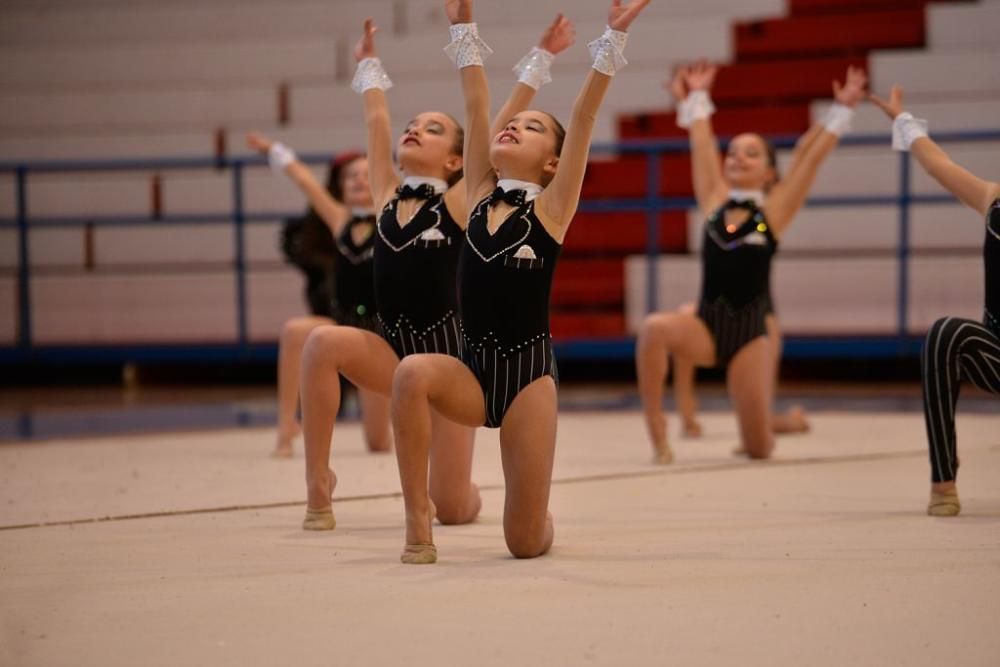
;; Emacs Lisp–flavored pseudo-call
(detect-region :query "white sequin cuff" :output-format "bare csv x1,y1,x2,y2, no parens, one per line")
676,90,716,129
588,26,628,76
513,47,555,90
892,112,929,152
267,142,297,172
821,103,854,137
444,23,493,69
351,57,393,94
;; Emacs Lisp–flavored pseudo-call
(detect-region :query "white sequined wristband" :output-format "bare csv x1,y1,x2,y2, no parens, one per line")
513,47,555,90
351,57,393,94
676,90,716,129
892,112,929,152
268,143,297,172
822,103,855,137
444,23,494,69
588,26,628,76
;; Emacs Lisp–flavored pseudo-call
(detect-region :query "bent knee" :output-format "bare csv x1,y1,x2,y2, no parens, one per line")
393,357,431,396
744,437,774,460
506,535,550,559
431,485,481,525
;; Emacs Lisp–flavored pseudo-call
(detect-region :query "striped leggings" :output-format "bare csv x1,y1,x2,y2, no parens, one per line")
922,316,1000,483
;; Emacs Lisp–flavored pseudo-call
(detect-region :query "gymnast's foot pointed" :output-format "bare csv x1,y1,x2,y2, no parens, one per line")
681,418,703,439
652,439,674,465
928,483,961,517
401,500,437,564
273,423,301,458
773,405,810,435
302,468,337,530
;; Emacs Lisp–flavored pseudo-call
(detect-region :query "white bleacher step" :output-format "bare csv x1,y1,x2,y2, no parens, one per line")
0,40,338,89
31,272,238,344
0,0,396,46
23,173,150,218
928,3,1000,51
810,97,1000,136
247,267,314,341
0,131,215,162
870,48,1000,96
624,254,982,336
0,86,276,134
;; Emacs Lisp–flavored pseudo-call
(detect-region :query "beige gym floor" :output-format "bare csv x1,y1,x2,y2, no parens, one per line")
2,410,998,666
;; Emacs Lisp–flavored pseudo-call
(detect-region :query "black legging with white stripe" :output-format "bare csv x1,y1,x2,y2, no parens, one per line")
922,314,1000,483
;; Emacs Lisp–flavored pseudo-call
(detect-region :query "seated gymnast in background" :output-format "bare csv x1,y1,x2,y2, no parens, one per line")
636,60,867,464
871,85,1000,517
391,0,651,563
671,302,809,440
295,13,576,531
246,135,390,459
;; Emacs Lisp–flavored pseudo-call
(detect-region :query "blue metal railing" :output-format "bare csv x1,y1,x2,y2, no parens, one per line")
2,129,998,365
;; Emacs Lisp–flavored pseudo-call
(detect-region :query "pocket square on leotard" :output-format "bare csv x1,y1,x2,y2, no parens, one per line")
419,228,446,241
742,232,768,246
513,244,537,259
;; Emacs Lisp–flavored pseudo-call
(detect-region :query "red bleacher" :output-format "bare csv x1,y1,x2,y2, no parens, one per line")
553,0,941,340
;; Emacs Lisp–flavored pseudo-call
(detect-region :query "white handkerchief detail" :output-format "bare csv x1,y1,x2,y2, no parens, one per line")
742,232,768,246
419,228,446,241
513,245,537,260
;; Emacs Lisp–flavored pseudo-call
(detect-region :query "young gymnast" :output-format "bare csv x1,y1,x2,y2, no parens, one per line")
671,303,809,440
246,134,391,458
636,60,867,463
297,13,576,530
391,0,651,563
871,86,1000,517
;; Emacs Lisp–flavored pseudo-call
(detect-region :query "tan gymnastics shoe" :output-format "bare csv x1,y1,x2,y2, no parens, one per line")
652,441,674,465
927,490,961,517
302,508,336,531
400,544,437,565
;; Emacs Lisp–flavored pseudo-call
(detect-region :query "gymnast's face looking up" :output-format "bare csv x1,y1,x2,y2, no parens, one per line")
340,157,374,209
491,111,565,186
397,112,464,185
724,133,778,192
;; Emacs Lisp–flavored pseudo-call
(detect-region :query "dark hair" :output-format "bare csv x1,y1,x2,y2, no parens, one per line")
543,112,567,157
325,150,366,201
443,112,465,186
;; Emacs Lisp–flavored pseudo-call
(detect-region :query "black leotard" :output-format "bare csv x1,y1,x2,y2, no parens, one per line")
331,214,378,332
984,198,1000,336
374,194,464,359
458,196,560,428
697,200,778,368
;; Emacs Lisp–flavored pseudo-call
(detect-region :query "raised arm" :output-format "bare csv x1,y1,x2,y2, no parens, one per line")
872,85,1000,217
444,12,576,216
537,0,650,234
766,66,867,236
353,19,399,211
246,132,349,234
674,61,727,216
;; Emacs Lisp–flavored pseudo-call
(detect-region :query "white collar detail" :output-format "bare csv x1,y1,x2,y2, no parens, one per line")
498,178,543,203
351,207,374,218
402,176,449,195
729,189,765,206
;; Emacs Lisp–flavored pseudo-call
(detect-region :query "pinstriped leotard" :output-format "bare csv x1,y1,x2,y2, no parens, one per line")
697,200,778,368
458,197,560,428
374,194,464,360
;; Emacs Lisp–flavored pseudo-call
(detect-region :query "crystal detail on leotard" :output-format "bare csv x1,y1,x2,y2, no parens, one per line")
351,57,393,94
587,26,628,76
444,23,494,68
892,112,929,152
513,47,555,90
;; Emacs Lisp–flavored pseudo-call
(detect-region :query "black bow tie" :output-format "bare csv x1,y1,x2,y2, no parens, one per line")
724,198,759,211
488,187,528,208
397,183,438,201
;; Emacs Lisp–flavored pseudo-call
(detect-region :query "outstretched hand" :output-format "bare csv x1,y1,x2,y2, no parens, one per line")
665,64,688,102
246,131,272,154
538,13,576,54
683,59,718,92
444,0,472,25
870,84,905,120
608,0,651,32
354,18,379,62
832,65,868,108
